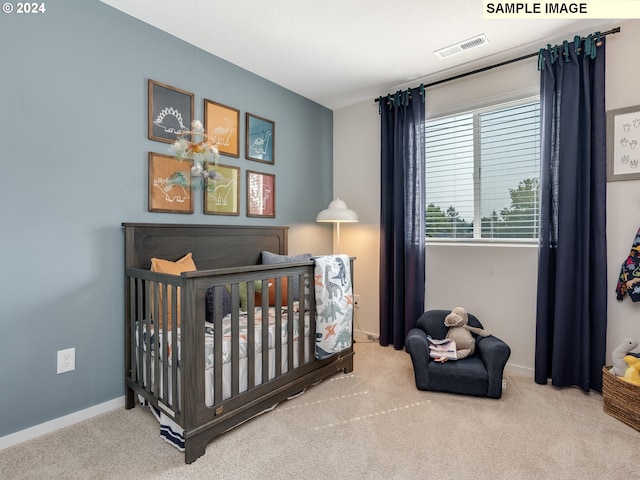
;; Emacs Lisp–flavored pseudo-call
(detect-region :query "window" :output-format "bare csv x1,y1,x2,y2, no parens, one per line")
425,97,540,241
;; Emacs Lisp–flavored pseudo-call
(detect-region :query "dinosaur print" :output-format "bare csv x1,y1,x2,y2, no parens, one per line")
318,302,345,324
324,323,337,340
331,257,350,287
324,265,343,300
333,328,351,350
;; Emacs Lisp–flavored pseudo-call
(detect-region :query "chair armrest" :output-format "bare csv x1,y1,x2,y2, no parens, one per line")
476,335,511,398
406,327,433,390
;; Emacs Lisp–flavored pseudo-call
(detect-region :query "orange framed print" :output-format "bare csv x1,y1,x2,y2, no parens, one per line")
148,152,193,214
148,79,194,144
204,99,240,158
204,163,240,215
246,170,275,218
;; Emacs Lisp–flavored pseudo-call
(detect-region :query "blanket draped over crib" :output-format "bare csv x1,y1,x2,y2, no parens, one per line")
314,255,353,359
616,227,640,302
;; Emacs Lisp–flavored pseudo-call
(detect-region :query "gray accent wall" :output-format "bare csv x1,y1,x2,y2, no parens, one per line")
0,0,332,437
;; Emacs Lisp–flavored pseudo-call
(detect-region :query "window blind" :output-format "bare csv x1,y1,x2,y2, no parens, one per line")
425,98,540,240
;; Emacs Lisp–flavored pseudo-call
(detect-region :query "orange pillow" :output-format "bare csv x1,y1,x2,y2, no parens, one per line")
255,277,288,306
150,253,196,328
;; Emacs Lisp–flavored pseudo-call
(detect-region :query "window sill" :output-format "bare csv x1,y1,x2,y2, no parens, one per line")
426,239,539,248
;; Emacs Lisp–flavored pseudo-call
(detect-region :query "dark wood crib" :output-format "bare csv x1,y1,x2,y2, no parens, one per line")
123,223,354,463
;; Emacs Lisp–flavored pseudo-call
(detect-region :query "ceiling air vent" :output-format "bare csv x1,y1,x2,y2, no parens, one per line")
434,34,489,59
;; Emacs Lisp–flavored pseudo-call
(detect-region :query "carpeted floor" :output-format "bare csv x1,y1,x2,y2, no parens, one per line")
1,342,637,480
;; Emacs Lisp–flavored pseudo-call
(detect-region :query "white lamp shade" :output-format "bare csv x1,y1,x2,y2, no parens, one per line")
316,198,359,223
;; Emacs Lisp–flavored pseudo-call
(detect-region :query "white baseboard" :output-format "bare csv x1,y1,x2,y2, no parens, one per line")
0,396,125,451
505,362,534,377
354,328,379,342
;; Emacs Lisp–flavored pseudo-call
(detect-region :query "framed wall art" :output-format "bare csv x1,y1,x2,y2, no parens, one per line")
148,152,193,214
607,105,640,181
148,79,194,144
246,113,275,164
246,170,275,218
204,163,240,215
204,99,240,158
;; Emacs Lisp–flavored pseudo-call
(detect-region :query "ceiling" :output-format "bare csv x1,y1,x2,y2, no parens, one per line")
99,0,619,110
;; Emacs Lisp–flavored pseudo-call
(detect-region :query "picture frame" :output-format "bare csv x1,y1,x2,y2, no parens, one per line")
204,99,240,158
204,163,240,215
246,170,275,217
246,113,275,164
607,105,640,181
148,79,194,144
148,152,193,214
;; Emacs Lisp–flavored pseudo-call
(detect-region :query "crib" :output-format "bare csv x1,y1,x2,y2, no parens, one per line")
123,223,355,463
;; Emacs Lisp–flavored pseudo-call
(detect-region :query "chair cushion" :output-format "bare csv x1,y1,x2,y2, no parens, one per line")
426,355,489,397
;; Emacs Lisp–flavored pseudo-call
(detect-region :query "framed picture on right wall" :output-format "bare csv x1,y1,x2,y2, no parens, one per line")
607,104,640,181
246,113,275,164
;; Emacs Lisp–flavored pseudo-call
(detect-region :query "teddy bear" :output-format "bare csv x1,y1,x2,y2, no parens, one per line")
610,338,639,376
441,306,490,361
622,355,640,386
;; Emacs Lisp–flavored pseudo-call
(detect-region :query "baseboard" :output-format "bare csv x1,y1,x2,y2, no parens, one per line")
354,328,379,342
0,396,125,451
505,362,534,377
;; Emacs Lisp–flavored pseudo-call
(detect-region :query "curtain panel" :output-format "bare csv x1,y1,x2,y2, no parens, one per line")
378,87,426,349
535,35,607,392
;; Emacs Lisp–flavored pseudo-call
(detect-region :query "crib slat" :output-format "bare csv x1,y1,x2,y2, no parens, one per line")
274,278,283,378
145,282,153,394
213,286,224,406
130,278,139,384
246,290,256,391
296,272,306,366
286,278,294,373
170,288,180,411
231,289,240,397
261,297,269,384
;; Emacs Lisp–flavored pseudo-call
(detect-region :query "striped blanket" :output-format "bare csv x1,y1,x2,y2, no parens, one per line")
314,255,353,359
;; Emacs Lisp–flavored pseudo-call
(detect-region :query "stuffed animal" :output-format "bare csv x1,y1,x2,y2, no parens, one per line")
610,338,639,376
441,306,490,361
622,355,640,386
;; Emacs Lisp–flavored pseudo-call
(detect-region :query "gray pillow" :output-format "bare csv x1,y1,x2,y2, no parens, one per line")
261,251,312,301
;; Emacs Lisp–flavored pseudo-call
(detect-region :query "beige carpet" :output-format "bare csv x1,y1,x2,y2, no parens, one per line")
1,342,637,480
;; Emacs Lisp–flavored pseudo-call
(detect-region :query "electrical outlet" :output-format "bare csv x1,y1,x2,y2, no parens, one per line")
57,348,75,374
502,379,507,389
354,294,361,308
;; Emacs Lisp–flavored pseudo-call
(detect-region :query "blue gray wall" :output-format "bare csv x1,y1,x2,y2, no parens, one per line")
0,0,332,437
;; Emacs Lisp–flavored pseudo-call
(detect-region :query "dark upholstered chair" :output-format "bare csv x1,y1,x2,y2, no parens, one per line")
406,310,511,399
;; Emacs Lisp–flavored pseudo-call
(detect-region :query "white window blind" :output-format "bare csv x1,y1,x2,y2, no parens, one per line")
425,97,540,241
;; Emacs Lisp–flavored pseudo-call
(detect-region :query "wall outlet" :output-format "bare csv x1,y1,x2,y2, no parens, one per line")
57,347,75,374
354,294,361,308
502,379,507,389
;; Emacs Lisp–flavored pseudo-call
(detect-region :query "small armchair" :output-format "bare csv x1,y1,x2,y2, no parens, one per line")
406,310,511,399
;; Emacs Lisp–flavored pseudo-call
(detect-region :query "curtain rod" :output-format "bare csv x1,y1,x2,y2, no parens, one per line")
375,26,620,103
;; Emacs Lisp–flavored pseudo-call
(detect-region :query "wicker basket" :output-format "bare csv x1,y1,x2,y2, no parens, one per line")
602,366,640,432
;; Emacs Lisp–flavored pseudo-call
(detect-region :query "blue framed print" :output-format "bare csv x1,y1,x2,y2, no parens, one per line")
246,113,274,164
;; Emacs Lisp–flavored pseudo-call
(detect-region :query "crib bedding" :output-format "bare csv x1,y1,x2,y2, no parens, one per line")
137,304,311,407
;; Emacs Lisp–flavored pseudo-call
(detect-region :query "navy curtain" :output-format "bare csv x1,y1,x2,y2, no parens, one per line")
378,87,426,349
535,34,607,392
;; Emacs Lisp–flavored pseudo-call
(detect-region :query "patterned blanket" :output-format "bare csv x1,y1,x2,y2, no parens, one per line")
314,255,353,359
